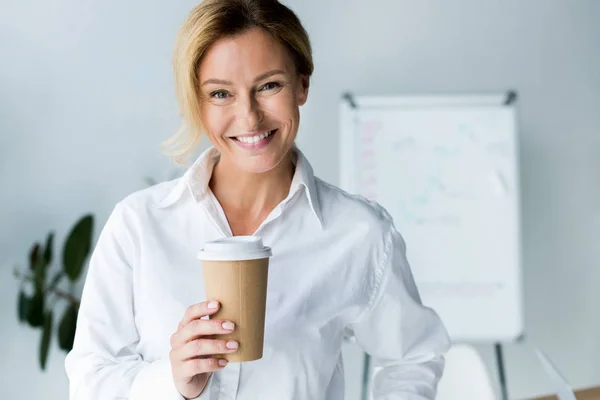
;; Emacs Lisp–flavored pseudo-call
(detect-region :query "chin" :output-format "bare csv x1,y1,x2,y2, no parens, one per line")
229,140,294,174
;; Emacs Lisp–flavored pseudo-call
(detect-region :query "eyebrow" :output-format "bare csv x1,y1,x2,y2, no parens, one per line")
200,69,286,87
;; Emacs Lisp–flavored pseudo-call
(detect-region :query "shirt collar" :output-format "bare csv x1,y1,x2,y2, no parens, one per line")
156,146,323,228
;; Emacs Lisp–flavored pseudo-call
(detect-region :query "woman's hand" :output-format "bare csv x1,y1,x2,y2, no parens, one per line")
169,301,238,399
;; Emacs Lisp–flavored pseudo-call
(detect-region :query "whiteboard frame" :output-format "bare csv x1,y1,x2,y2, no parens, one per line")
347,92,515,108
339,91,524,343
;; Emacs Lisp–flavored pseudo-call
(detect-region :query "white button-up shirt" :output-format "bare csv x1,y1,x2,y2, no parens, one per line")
65,146,450,400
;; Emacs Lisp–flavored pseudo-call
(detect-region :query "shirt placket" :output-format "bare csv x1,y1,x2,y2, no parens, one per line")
197,194,254,399
200,193,232,237
197,188,300,399
216,362,241,399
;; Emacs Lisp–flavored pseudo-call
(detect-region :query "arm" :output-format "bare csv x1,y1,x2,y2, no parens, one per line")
64,202,190,400
348,223,451,400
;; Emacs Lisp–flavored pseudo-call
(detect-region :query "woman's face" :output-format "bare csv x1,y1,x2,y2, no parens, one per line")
197,28,309,174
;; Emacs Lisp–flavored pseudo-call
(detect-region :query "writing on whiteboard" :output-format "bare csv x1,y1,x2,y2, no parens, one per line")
356,113,511,228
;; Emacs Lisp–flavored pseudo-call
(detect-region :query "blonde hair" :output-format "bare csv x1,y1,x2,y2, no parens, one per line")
163,0,314,164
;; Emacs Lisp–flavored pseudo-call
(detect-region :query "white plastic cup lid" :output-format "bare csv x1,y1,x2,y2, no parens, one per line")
197,236,272,261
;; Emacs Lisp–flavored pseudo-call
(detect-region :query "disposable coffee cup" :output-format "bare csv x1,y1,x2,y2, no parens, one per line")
197,236,272,362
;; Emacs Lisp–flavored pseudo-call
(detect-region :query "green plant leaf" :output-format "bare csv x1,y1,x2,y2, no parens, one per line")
33,258,46,293
27,292,45,328
63,214,94,282
43,232,54,266
18,291,30,322
58,305,78,351
39,311,53,370
29,242,41,271
48,271,64,292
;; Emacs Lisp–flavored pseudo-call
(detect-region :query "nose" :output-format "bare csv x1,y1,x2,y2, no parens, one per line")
236,94,263,131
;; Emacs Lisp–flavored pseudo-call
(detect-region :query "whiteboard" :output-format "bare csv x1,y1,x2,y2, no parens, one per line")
339,93,523,342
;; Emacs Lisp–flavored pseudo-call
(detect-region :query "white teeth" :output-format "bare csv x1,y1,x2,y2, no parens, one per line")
237,130,274,143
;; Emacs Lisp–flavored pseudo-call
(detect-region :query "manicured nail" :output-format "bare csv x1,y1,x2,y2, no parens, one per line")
207,301,219,309
222,321,235,331
218,359,228,367
226,340,239,349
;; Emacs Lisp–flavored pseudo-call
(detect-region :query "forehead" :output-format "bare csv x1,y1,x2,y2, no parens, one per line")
198,28,294,79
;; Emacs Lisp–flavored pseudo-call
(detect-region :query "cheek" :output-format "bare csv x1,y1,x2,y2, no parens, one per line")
202,104,231,138
262,94,299,126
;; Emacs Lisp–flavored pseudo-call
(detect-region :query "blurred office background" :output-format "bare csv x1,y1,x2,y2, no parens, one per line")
1,0,599,399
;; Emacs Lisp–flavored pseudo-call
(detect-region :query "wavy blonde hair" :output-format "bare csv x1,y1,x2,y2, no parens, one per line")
163,0,314,164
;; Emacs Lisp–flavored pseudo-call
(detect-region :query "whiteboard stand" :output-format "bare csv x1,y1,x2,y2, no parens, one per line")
495,89,519,400
361,353,370,400
496,342,508,400
340,91,523,400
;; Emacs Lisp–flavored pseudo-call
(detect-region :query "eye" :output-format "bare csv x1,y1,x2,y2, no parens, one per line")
261,82,281,91
210,90,230,99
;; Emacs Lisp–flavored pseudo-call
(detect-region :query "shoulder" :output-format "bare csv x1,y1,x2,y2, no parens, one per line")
101,178,185,233
314,177,395,235
313,177,402,264
97,178,184,243
117,178,182,212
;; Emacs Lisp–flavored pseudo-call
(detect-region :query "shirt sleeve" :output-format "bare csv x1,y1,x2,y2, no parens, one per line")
64,202,195,400
347,221,451,400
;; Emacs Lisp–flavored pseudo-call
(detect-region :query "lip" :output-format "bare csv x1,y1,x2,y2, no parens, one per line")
231,129,277,150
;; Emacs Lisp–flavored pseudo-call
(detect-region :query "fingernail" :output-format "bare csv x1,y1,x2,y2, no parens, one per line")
226,340,239,349
218,359,228,367
222,321,235,331
208,301,219,309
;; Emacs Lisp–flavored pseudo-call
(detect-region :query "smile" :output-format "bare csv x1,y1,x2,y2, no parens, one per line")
234,130,275,143
231,129,277,149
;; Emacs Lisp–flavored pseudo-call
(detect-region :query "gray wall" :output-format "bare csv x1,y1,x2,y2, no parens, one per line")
1,0,599,399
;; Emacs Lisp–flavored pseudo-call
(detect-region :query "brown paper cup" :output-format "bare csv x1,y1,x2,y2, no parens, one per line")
202,258,269,362
198,236,272,363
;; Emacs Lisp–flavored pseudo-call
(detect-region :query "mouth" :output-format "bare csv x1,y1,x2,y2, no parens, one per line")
231,129,277,149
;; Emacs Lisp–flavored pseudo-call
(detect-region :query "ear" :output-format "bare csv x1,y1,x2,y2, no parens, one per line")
297,75,310,106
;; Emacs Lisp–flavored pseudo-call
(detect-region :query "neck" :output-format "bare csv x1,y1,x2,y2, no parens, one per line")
209,151,295,218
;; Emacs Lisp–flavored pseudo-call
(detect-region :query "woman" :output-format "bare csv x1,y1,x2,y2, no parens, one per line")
65,0,450,399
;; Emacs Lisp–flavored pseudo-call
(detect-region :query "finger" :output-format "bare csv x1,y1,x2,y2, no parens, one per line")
172,338,239,361
179,301,221,329
171,318,235,347
177,357,228,379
